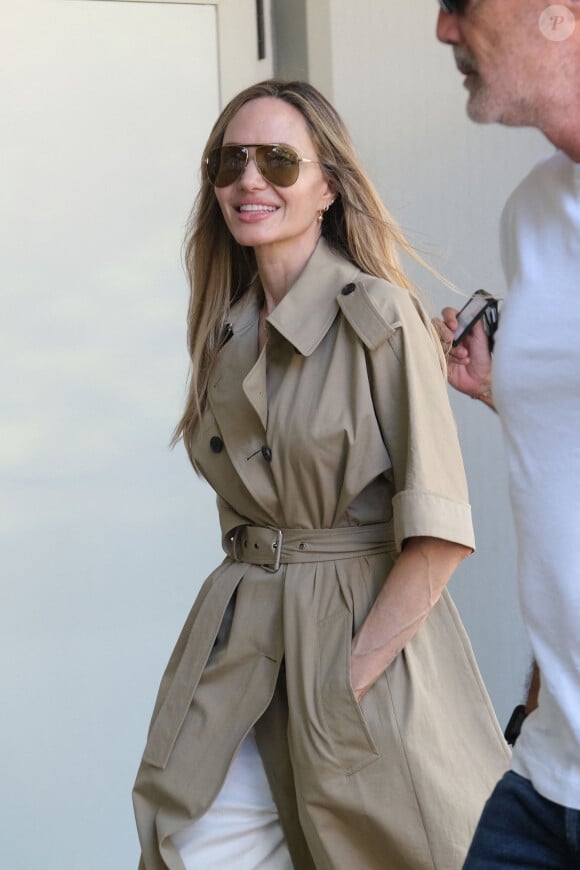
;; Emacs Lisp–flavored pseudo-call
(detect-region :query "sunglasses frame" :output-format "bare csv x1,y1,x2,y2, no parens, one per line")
205,143,317,188
439,0,469,13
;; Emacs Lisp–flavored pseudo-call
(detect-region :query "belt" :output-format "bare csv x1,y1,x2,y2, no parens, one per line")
225,523,395,572
143,521,395,770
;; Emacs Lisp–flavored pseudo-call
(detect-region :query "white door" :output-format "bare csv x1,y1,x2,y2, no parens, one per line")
0,1,268,866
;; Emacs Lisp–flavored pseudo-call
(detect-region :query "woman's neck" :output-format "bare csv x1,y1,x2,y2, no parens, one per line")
255,233,321,314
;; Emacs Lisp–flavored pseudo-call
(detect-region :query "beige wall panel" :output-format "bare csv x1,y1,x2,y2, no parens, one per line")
106,0,274,104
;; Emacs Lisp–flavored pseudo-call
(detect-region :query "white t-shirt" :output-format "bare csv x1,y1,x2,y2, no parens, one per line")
494,150,580,809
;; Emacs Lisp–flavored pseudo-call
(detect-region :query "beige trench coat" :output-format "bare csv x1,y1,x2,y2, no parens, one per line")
133,239,509,869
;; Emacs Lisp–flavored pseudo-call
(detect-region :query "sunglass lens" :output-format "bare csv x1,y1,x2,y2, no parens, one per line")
256,145,300,187
207,146,247,187
207,144,302,187
439,0,467,12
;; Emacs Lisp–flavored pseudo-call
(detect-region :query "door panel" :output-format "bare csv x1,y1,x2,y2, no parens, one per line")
0,2,229,867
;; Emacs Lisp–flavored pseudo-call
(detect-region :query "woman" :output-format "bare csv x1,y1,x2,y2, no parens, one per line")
133,79,509,870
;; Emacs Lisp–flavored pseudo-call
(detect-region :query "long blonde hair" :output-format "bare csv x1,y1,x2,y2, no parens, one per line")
174,79,424,458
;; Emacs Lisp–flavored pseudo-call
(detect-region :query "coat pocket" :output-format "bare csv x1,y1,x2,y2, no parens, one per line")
317,606,379,774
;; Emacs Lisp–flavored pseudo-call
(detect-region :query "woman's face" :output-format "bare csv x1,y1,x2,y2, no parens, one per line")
213,97,334,265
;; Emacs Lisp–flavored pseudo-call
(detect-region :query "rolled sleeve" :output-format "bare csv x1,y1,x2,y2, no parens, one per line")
362,281,475,552
393,491,475,551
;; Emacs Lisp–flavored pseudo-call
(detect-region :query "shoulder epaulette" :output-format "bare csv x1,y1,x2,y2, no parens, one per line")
336,278,403,350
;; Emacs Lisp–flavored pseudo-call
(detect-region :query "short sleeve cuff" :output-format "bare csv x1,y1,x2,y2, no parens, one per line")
392,490,475,552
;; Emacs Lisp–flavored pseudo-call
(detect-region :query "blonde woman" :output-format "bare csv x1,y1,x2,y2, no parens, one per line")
133,79,509,870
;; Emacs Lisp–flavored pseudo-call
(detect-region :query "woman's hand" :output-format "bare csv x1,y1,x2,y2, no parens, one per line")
350,537,471,701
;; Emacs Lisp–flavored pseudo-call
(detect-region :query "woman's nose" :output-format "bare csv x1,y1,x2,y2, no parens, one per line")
238,150,266,186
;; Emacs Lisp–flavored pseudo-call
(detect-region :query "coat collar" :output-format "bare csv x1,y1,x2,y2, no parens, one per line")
207,237,361,428
266,238,360,356
201,240,362,521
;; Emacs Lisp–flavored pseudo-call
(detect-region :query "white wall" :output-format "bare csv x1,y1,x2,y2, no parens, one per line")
289,0,552,725
0,1,271,868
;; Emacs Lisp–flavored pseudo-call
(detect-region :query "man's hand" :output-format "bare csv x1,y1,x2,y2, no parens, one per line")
433,307,493,400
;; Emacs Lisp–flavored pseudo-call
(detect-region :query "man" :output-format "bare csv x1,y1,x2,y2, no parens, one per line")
435,1,580,866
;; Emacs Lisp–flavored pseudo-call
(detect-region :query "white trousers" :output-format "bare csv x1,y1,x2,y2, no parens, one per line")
171,729,293,869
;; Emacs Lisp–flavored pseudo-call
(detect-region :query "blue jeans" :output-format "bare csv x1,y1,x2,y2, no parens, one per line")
464,771,580,869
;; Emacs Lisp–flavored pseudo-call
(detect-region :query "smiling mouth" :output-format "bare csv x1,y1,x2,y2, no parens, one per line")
238,204,277,213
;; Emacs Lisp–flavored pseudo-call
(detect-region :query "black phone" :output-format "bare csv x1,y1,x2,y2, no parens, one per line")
452,289,499,349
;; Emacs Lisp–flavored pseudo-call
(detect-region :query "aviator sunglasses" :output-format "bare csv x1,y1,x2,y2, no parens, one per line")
439,0,469,15
438,0,469,12
206,143,317,188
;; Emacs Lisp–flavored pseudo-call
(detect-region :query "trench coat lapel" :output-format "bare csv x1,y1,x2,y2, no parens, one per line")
208,291,266,429
243,349,268,430
207,293,280,519
206,240,360,523
266,238,359,356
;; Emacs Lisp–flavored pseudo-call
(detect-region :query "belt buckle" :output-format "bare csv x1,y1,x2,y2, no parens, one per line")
230,527,244,562
263,527,283,573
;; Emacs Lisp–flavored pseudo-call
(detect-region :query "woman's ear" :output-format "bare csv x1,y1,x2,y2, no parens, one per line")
322,183,338,211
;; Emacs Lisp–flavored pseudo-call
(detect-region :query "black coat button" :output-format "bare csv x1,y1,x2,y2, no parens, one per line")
341,282,356,295
261,446,272,462
210,436,224,453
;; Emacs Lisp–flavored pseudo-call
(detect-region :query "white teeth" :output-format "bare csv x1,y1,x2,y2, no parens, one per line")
239,204,276,212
